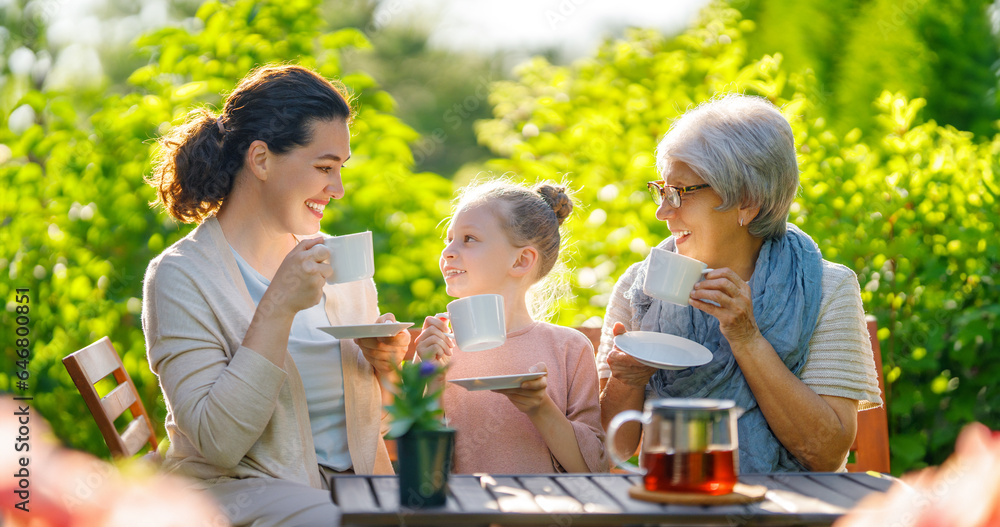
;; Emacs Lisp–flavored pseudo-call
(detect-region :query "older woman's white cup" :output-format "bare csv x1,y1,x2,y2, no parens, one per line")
643,247,710,306
324,231,375,284
447,294,506,352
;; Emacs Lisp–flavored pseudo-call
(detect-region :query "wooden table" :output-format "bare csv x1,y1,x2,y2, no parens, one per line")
331,472,894,526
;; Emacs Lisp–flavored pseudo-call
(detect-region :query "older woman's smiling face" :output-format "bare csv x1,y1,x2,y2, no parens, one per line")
656,160,745,269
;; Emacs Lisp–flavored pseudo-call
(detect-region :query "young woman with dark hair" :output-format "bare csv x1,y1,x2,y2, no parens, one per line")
143,64,407,526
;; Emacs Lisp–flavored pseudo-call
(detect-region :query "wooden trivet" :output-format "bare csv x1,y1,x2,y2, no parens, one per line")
629,482,767,505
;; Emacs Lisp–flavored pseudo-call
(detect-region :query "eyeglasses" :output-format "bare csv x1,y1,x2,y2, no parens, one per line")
647,181,712,208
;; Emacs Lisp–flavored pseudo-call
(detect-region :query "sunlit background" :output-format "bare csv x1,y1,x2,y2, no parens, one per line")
15,0,711,87
2,0,1000,482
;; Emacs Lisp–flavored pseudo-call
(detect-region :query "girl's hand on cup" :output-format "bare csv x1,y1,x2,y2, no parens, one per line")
414,314,454,367
357,313,409,377
495,362,549,416
606,322,657,389
262,237,332,318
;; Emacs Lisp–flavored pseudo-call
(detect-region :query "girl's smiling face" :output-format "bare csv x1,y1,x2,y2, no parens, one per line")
440,203,520,298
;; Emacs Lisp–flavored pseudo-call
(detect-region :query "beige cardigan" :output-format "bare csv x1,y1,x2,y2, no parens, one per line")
142,216,393,489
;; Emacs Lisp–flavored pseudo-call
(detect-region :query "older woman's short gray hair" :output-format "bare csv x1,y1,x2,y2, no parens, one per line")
655,94,798,239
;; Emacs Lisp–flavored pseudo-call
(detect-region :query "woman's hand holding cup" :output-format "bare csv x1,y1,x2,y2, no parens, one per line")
606,322,657,389
260,237,332,319
690,267,760,347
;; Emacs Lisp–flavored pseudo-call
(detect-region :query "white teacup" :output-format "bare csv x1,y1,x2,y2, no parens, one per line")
643,247,710,306
447,294,506,352
324,231,375,284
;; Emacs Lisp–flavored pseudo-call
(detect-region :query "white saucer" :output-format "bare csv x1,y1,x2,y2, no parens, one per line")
448,372,546,391
613,331,712,370
317,322,414,340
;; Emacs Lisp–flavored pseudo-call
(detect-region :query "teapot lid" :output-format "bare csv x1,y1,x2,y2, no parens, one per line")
648,398,737,411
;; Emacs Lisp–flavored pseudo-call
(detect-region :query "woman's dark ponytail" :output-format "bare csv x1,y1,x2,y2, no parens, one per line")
150,110,231,223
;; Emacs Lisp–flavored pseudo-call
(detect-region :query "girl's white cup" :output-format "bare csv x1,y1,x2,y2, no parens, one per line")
324,231,375,284
643,247,710,306
446,294,506,352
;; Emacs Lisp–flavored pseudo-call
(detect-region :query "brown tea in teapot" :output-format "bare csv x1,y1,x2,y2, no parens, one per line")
641,449,737,495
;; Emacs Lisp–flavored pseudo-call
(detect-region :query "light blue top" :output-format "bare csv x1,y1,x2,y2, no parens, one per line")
231,247,352,471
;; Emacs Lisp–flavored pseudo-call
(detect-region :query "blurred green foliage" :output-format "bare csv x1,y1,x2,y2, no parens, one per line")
473,3,999,473
739,0,1000,138
328,0,505,177
1,0,997,477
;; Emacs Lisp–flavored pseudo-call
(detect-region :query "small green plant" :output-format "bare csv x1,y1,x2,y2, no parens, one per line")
385,360,449,438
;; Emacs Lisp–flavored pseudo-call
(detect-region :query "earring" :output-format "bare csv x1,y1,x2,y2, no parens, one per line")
739,218,744,227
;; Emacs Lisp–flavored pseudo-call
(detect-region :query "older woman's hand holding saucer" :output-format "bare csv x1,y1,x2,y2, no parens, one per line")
606,322,658,388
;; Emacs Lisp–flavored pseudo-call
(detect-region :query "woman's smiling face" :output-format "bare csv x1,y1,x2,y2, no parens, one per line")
655,160,743,269
264,118,350,236
439,203,519,298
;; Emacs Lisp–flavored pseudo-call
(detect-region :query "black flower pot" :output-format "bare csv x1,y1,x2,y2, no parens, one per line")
397,428,455,508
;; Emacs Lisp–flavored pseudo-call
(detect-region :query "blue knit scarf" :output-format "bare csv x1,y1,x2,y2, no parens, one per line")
624,223,823,473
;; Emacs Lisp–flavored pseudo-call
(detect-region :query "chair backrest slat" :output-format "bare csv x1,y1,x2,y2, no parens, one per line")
120,415,155,458
62,337,159,461
575,327,602,352
847,317,890,473
70,339,121,384
100,382,138,422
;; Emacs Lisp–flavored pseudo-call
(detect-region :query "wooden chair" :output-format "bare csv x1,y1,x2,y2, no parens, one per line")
575,326,602,354
846,317,890,473
62,337,160,462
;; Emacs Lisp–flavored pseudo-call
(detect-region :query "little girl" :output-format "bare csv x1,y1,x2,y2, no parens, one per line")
414,179,607,473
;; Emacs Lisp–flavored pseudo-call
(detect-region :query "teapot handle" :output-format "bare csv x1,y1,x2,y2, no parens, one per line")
606,410,647,475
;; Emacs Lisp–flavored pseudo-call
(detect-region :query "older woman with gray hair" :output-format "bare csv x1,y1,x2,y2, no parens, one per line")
597,94,882,472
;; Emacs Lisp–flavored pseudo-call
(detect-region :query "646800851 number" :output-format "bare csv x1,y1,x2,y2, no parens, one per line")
14,288,30,392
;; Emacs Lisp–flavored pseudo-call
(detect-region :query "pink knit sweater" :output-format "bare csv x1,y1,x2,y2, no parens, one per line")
443,322,608,473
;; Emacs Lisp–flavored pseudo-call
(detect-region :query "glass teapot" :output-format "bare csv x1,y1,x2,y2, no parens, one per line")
606,398,743,495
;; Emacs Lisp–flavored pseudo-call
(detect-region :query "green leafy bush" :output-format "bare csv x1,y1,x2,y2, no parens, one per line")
795,92,999,471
